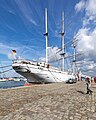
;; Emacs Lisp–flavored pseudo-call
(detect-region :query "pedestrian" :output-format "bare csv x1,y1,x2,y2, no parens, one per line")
86,77,93,95
94,77,96,83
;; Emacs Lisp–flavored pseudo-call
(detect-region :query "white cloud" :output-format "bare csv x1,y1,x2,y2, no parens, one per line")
76,27,96,59
47,47,61,62
75,0,96,26
39,47,62,63
74,0,96,76
75,27,96,76
75,0,85,12
86,0,96,18
85,0,96,25
76,28,93,51
77,59,96,76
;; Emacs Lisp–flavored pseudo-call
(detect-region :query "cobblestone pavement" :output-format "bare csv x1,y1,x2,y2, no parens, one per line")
0,81,96,120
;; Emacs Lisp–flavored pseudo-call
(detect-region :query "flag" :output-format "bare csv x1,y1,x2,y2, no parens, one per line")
12,50,16,55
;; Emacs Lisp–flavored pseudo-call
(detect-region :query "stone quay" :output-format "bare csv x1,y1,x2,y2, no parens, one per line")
0,81,96,120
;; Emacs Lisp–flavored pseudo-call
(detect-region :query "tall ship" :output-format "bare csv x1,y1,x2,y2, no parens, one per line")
12,8,76,84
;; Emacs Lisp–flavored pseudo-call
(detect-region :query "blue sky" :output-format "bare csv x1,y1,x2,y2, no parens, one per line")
0,0,96,77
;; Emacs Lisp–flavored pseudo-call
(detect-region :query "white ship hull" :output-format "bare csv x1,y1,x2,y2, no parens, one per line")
12,60,75,84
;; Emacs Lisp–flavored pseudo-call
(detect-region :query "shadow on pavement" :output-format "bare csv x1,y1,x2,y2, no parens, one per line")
76,90,85,95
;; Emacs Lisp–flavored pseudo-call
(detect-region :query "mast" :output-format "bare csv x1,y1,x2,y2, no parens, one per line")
61,12,65,71
44,8,48,64
73,38,76,74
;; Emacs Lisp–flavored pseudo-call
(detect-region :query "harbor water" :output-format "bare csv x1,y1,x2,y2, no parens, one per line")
0,80,25,89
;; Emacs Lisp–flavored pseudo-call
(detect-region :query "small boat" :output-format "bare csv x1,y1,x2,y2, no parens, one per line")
13,77,21,82
0,78,7,82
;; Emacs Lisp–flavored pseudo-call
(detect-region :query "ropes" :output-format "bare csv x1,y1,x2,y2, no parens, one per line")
0,64,13,74
0,65,12,68
48,69,62,82
0,68,13,74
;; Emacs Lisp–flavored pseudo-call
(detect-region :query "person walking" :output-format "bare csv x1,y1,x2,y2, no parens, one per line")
86,77,93,95
94,77,96,83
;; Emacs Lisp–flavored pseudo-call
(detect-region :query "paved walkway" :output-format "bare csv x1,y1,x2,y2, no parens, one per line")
0,81,96,120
